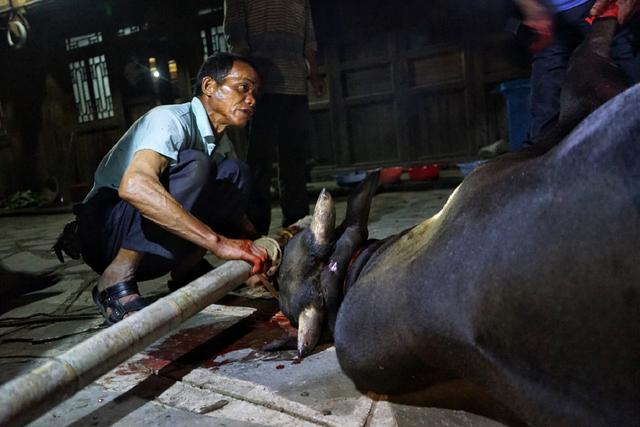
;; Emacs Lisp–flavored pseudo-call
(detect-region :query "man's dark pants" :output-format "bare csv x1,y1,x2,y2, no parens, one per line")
246,94,311,235
77,150,251,281
529,0,640,140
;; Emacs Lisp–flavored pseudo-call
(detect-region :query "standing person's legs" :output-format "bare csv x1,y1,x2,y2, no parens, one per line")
528,1,600,142
610,14,640,85
246,94,282,235
277,95,310,228
529,11,584,141
529,43,572,141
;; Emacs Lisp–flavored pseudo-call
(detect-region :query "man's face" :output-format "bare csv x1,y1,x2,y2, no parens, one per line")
203,61,260,130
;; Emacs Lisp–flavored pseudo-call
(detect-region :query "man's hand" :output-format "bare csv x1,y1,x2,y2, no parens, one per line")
212,237,269,274
591,0,639,24
524,14,554,53
304,47,326,98
309,73,326,98
514,0,554,52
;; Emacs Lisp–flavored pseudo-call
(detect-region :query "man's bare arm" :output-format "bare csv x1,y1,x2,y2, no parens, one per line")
513,0,554,52
118,149,268,273
590,0,639,24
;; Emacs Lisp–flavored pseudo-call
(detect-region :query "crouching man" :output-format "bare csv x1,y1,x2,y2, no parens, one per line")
75,53,268,324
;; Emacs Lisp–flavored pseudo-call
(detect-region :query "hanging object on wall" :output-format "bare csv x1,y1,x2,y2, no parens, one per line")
5,1,30,49
7,16,27,48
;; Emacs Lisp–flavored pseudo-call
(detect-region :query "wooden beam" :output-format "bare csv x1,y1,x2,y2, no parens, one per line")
0,0,49,14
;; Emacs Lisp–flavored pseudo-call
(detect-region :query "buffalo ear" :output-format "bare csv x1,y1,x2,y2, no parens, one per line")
321,171,380,334
310,189,336,246
342,170,380,230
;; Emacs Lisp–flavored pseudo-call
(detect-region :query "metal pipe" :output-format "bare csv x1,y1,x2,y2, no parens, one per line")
0,237,283,427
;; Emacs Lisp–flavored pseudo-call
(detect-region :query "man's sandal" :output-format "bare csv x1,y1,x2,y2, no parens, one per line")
92,282,147,325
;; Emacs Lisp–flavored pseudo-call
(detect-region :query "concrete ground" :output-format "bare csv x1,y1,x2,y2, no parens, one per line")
0,178,508,427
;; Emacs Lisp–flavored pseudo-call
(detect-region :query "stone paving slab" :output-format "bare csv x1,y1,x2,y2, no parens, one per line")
2,251,60,273
200,347,364,414
29,383,261,427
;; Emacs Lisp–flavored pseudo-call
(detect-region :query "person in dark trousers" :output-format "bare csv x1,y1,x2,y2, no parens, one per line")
515,0,640,141
224,0,326,235
70,53,268,324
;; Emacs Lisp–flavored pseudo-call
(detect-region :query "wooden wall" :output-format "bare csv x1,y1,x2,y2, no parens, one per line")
0,10,76,200
308,0,529,177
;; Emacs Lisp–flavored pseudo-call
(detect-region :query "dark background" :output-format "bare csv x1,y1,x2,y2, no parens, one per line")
0,0,530,202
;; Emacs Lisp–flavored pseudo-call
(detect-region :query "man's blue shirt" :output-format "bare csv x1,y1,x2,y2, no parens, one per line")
548,0,590,12
85,97,215,201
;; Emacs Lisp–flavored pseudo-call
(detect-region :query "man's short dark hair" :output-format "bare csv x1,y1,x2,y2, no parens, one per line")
192,52,255,96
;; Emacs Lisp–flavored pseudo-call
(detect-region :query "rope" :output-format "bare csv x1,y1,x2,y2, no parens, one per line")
251,236,283,299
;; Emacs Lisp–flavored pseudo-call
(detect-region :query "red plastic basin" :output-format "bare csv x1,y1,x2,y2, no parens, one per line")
379,166,404,185
408,164,440,181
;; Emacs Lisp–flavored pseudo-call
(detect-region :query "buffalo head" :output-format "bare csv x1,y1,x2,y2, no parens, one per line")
277,171,380,356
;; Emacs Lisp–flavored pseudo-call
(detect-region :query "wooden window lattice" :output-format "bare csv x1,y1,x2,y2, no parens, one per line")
65,32,103,52
69,55,114,124
201,25,228,61
66,32,114,124
69,60,94,123
89,55,114,120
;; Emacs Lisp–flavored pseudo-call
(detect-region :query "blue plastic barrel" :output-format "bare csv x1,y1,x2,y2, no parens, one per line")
498,79,531,151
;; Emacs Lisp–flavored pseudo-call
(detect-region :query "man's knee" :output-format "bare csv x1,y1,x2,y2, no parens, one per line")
217,158,251,191
170,149,212,193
